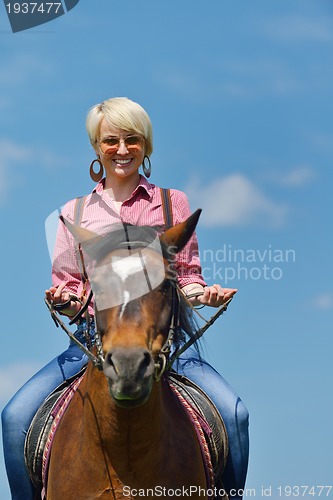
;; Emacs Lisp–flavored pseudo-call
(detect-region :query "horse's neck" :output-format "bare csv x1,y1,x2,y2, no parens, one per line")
77,364,206,491
85,365,174,455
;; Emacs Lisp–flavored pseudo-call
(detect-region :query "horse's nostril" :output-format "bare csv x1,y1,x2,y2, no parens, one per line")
136,350,154,378
106,353,117,372
143,351,151,367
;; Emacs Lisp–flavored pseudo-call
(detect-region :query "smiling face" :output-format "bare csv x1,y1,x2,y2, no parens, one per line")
96,119,146,181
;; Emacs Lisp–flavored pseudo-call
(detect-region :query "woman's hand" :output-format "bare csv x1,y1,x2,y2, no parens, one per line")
197,284,237,307
182,283,237,308
45,282,79,316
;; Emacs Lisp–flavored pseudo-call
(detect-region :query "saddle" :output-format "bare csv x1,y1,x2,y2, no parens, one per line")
24,368,86,492
25,369,228,496
168,371,228,488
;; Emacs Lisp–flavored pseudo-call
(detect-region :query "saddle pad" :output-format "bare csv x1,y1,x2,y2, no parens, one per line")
167,371,228,486
24,368,86,492
25,368,228,497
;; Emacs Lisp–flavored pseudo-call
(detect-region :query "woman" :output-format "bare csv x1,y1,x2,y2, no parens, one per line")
2,97,249,499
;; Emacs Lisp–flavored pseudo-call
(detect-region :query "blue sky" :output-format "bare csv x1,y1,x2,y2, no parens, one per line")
1,0,332,498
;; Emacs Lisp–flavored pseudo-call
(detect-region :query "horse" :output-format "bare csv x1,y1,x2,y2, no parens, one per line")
45,210,228,499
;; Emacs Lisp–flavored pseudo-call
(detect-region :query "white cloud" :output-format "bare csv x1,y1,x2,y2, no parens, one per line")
312,293,333,311
37,148,72,171
0,138,33,200
0,362,41,407
0,137,70,201
0,97,9,111
263,16,333,43
310,132,333,156
220,58,325,97
186,174,288,228
152,67,206,100
0,54,53,86
266,166,317,187
153,56,316,101
0,138,33,162
280,166,316,186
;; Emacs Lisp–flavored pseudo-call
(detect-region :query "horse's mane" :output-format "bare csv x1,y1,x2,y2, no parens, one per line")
173,289,202,360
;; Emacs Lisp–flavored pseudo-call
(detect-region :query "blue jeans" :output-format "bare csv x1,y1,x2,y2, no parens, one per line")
175,348,249,498
2,326,249,500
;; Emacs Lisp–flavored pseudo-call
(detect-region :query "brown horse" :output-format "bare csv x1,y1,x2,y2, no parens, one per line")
46,211,224,499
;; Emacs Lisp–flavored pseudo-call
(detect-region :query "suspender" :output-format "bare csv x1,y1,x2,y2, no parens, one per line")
74,195,87,226
73,195,88,292
159,188,173,229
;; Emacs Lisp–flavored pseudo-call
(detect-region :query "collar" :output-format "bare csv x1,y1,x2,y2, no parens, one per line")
92,175,154,201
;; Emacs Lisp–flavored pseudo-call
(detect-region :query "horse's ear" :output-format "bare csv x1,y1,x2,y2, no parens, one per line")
160,209,202,253
60,215,100,243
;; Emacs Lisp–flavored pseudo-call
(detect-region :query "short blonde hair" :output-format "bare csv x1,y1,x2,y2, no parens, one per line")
86,97,153,157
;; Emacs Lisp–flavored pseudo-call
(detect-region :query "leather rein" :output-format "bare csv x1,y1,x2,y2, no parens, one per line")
46,190,232,377
45,283,233,378
45,292,105,371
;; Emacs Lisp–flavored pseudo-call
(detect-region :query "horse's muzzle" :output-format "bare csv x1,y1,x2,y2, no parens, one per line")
103,346,155,407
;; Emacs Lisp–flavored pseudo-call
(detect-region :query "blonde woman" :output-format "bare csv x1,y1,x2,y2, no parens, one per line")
2,97,249,500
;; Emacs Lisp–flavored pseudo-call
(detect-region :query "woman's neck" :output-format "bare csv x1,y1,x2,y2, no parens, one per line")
104,172,141,202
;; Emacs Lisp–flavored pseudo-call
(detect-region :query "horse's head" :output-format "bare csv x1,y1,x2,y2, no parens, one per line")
61,210,201,408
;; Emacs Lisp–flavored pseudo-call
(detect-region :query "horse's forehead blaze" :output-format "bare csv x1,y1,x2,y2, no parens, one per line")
111,254,147,281
91,247,166,313
93,239,174,354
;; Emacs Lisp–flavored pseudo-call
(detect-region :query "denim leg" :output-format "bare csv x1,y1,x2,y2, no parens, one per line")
1,343,89,500
173,347,249,498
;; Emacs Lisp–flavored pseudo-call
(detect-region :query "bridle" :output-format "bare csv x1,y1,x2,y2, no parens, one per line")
45,276,182,377
46,225,233,377
45,277,233,378
153,281,182,381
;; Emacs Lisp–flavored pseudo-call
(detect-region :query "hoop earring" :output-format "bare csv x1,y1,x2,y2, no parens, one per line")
142,155,151,178
89,158,104,183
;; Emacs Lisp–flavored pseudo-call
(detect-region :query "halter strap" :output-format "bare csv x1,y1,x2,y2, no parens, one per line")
160,188,173,229
73,195,88,287
74,195,87,225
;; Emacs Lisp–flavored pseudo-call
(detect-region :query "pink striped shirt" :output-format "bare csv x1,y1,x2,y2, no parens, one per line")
52,176,206,311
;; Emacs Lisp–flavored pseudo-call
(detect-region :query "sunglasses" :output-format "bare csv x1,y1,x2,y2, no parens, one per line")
99,135,144,155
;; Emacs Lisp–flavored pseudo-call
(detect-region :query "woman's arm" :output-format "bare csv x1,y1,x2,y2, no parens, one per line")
171,190,237,307
45,200,84,317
